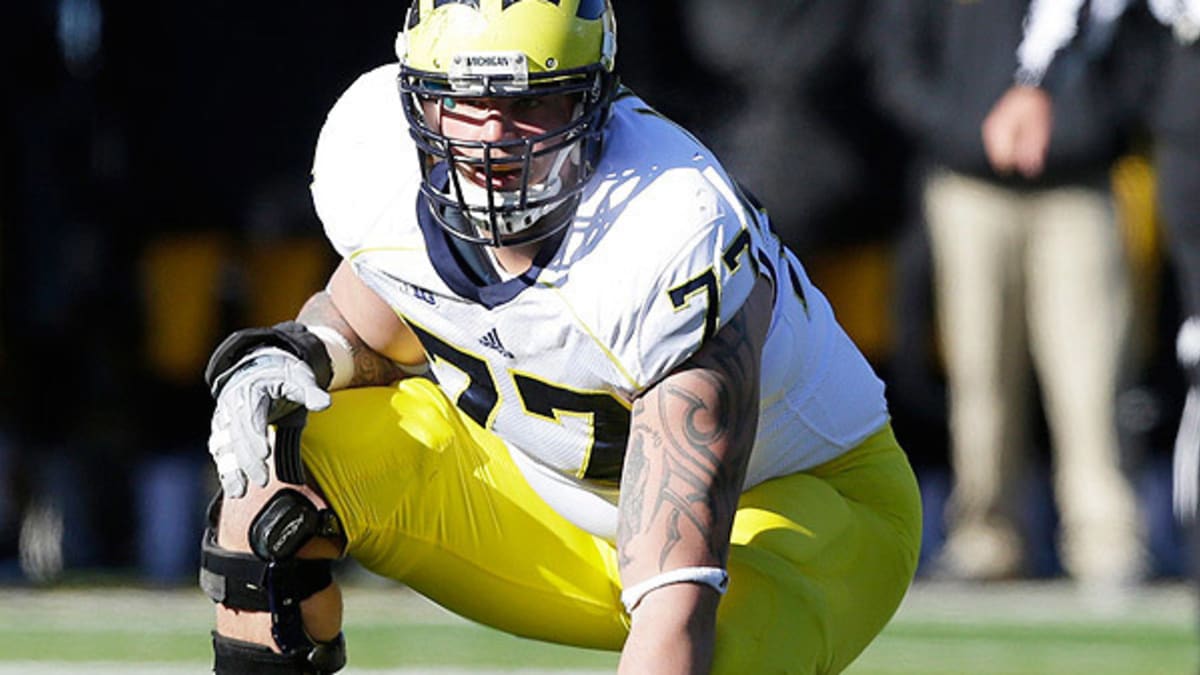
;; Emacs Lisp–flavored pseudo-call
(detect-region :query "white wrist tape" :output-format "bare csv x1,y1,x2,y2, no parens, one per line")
620,566,729,614
307,325,355,390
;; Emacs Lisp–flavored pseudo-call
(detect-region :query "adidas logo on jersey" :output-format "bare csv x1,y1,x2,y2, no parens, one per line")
479,328,514,359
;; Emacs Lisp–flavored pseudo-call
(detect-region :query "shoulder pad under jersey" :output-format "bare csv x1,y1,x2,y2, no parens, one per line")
310,63,421,257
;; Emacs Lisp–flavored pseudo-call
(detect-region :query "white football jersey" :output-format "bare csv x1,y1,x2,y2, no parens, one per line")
311,65,889,540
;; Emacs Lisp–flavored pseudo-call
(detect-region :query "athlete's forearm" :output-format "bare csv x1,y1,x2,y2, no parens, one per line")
616,279,768,581
616,318,758,579
614,325,754,674
298,291,408,388
614,278,771,672
618,583,717,674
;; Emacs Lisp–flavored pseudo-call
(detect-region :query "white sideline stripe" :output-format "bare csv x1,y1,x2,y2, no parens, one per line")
0,666,610,675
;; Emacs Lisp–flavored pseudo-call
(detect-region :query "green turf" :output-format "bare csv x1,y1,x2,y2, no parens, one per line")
0,618,1192,673
846,621,1197,675
0,624,618,669
0,631,208,663
326,624,619,669
0,583,1195,673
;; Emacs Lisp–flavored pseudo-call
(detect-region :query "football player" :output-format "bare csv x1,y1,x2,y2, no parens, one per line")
201,1,922,673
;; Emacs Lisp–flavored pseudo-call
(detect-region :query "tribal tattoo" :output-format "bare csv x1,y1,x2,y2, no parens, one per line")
617,294,764,575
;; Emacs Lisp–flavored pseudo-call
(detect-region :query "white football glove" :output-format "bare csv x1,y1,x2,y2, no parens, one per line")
207,347,332,498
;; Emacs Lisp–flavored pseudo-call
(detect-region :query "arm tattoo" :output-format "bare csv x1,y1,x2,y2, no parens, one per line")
616,405,649,568
619,302,762,575
298,291,406,387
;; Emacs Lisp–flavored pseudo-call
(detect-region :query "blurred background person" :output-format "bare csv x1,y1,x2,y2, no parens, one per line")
871,0,1157,589
984,0,1200,527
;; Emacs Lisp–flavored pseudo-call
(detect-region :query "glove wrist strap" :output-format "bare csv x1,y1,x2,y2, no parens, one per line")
206,321,335,397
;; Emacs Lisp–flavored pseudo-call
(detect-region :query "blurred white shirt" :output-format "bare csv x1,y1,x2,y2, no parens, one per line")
1017,0,1199,85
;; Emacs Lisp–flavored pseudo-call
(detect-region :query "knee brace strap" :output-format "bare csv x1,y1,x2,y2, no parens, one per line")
200,528,333,612
201,530,342,667
200,488,341,610
213,632,346,674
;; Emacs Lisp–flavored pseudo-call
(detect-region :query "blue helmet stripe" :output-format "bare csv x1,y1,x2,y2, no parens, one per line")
575,0,604,20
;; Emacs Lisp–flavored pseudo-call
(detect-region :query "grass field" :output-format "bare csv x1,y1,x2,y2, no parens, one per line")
0,578,1194,674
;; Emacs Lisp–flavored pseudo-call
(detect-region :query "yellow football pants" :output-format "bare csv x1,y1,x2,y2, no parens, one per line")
301,377,921,674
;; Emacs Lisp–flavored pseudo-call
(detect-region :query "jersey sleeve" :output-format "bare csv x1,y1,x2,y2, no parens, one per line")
310,63,418,257
629,170,764,389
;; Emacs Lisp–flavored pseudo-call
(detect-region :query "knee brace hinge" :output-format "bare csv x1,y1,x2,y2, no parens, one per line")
200,528,334,612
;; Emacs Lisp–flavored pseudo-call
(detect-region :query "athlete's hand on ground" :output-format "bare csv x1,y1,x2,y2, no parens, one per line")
208,348,332,498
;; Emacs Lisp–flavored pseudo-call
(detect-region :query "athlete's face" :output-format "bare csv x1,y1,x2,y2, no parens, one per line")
422,93,577,191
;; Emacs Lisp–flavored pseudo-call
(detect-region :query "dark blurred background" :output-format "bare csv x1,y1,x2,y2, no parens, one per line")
0,0,1189,588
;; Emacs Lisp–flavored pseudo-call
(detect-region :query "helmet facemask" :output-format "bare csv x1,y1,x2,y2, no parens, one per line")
400,63,613,247
396,0,618,248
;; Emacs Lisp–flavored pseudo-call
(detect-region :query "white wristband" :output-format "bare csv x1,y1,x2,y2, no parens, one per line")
307,324,355,391
620,566,729,614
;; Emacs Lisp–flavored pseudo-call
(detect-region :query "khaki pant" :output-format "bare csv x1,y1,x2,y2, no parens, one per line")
925,169,1144,583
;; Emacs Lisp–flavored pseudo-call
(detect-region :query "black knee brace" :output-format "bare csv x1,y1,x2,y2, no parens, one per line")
201,490,347,674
